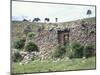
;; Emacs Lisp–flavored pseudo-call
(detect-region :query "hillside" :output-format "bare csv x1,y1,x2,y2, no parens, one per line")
11,17,96,58
11,17,96,37
12,17,96,74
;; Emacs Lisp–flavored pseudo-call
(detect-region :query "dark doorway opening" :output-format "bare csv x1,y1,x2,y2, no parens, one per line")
58,29,70,45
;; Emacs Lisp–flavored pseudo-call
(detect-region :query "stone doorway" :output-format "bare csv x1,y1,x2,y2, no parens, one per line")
57,29,69,45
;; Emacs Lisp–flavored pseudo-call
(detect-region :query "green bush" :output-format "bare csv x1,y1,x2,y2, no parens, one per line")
25,42,39,52
12,50,22,62
24,25,32,35
27,32,35,38
52,41,95,59
13,37,26,49
84,45,95,58
69,42,95,58
69,42,84,58
52,45,66,58
64,44,72,58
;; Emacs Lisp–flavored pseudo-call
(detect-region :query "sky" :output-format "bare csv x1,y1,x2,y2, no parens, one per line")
12,1,95,22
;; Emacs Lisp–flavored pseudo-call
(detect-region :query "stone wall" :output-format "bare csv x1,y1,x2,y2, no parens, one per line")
25,29,58,59
12,18,96,60
69,24,96,46
32,23,96,59
26,23,96,59
34,30,58,59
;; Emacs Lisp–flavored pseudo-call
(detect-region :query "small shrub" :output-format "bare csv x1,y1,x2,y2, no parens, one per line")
69,42,84,58
13,37,26,49
81,20,85,26
12,50,22,62
25,42,39,52
23,19,28,22
84,45,95,58
64,41,72,57
27,32,35,38
53,45,66,58
24,25,32,35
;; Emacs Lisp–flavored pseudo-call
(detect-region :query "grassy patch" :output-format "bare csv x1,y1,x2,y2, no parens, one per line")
12,57,96,74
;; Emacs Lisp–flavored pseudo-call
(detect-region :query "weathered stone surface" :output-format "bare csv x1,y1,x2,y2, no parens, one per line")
20,51,39,64
12,18,96,61
69,24,96,46
24,23,96,60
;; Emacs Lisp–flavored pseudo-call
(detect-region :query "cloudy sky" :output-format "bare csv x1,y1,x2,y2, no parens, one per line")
12,1,95,22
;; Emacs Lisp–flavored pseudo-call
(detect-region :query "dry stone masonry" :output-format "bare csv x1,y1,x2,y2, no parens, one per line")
12,18,96,62
25,22,96,60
